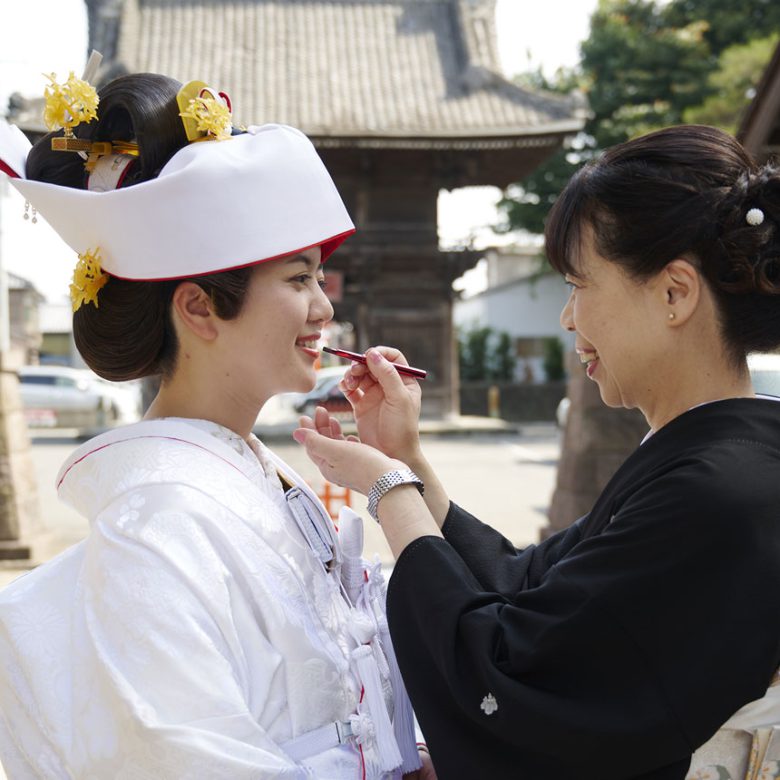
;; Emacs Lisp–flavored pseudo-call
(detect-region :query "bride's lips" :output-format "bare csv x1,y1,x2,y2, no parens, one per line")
296,334,321,358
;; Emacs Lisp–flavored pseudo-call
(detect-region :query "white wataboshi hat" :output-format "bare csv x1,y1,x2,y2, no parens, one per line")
0,119,355,281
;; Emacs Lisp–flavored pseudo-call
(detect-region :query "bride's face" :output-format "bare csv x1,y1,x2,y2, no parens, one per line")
218,246,334,402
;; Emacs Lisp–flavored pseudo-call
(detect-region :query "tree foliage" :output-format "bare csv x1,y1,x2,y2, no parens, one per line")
542,337,566,382
683,34,780,133
458,325,517,382
499,0,780,235
663,0,780,56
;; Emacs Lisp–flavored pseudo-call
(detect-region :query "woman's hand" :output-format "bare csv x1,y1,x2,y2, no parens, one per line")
293,416,406,496
340,346,423,463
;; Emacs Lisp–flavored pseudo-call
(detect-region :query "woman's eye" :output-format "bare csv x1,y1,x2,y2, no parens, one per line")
317,277,327,290
292,274,310,284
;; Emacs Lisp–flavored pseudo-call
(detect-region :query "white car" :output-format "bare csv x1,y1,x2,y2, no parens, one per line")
748,352,780,397
19,365,142,435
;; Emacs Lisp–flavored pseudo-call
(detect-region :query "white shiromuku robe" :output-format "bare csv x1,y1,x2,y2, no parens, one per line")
0,418,418,779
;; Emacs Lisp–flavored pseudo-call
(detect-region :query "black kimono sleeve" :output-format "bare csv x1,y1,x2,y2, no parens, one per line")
387,449,780,780
441,502,586,594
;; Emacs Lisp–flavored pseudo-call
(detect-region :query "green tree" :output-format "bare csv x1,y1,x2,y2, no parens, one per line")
458,325,493,381
663,0,780,56
582,1,712,146
542,337,566,382
683,34,780,133
458,325,518,382
490,331,517,382
499,0,780,235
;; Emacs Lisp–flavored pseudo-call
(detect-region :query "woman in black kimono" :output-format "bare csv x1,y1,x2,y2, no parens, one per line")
293,125,780,779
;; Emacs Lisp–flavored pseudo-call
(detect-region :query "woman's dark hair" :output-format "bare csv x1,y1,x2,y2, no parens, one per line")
25,73,252,381
544,125,780,360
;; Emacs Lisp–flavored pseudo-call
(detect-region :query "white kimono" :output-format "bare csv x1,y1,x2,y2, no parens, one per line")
0,419,419,779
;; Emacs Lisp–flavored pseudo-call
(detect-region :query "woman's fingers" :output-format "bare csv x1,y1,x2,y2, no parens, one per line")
364,348,410,402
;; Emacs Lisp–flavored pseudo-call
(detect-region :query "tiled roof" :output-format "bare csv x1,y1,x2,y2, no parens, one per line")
100,0,581,140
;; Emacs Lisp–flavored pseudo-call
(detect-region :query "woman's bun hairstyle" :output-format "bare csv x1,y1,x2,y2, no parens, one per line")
25,73,251,381
545,125,780,360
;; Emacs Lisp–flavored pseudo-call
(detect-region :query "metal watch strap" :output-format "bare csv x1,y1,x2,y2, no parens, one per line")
367,468,424,522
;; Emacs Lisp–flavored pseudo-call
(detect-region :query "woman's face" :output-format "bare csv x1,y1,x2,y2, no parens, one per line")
559,228,667,411
218,246,334,403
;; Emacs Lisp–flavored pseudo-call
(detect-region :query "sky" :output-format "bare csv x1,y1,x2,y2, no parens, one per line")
0,0,599,302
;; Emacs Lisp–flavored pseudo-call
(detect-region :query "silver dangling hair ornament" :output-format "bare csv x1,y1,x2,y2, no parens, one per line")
23,201,37,224
746,207,765,226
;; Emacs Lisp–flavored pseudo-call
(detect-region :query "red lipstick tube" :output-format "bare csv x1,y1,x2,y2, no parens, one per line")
322,347,427,379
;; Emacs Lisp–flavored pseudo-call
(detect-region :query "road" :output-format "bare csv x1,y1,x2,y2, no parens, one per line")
1,424,561,585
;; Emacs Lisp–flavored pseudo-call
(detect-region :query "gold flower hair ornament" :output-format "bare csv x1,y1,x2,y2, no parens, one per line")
70,249,110,312
43,71,99,140
177,80,233,142
42,53,139,168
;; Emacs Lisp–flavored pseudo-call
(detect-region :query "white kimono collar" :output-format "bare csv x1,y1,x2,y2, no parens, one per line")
56,418,261,492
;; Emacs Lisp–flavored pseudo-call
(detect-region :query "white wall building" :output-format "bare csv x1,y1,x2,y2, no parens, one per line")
454,245,574,382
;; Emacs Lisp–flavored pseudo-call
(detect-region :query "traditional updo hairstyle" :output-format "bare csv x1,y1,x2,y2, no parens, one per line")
544,125,780,364
25,73,253,381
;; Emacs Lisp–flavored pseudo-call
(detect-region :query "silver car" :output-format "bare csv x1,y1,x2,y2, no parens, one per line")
19,365,142,435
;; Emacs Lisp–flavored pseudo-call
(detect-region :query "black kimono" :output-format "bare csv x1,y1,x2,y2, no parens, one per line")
387,398,780,779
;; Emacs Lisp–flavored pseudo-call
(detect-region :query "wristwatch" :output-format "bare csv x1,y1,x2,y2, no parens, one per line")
367,469,425,522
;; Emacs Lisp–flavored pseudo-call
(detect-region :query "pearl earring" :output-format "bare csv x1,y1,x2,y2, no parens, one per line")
668,313,675,320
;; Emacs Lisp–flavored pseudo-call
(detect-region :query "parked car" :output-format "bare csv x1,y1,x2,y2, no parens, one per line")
294,366,353,419
555,352,780,429
19,365,142,435
253,365,349,429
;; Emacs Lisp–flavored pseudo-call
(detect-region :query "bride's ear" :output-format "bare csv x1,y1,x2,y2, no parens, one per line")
170,282,218,341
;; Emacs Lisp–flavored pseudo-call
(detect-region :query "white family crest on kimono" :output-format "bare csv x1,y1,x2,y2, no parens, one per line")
0,418,419,779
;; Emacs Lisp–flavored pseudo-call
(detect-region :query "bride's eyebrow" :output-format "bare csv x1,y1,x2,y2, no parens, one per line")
282,254,319,271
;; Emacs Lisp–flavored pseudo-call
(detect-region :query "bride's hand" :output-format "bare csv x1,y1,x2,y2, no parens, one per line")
293,421,405,496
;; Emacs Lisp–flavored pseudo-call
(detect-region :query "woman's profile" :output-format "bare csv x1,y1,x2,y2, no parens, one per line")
294,124,780,780
0,67,430,779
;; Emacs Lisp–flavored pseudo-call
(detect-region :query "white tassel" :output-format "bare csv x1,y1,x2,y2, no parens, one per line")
339,508,365,605
377,615,422,773
351,645,403,773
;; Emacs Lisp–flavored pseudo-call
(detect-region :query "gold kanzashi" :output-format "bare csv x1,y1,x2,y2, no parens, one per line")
179,95,232,141
43,72,99,138
177,81,233,142
70,249,109,312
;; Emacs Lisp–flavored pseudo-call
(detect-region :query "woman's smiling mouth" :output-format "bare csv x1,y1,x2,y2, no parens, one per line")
577,349,600,378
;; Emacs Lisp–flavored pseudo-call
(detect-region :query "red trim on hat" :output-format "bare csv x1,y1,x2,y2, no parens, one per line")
107,227,356,282
0,159,21,178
